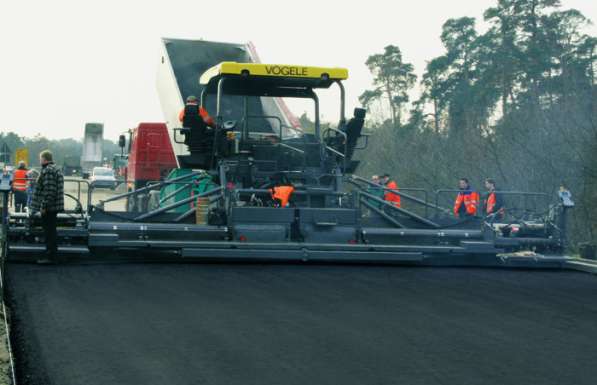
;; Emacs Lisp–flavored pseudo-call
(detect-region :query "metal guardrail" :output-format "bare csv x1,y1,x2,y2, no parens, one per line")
393,188,430,217
133,186,224,221
159,183,192,205
172,194,223,223
434,189,551,219
235,188,344,197
65,178,92,213
350,175,449,214
360,197,406,228
352,175,552,221
98,171,206,205
13,177,92,214
358,190,441,228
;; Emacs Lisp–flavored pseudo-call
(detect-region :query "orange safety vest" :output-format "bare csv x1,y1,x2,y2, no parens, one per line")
486,191,496,214
270,186,294,208
384,180,401,208
12,169,28,191
454,190,479,217
485,191,505,216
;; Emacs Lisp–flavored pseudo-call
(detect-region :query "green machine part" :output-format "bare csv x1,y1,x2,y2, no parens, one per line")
159,169,218,213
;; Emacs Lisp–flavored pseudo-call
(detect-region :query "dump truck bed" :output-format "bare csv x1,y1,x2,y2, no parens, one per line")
7,263,597,385
157,38,299,163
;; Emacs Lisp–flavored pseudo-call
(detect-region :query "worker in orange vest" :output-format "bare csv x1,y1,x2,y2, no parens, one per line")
178,95,215,129
271,185,295,208
483,178,505,219
454,178,479,217
381,173,401,208
12,161,28,212
267,172,295,208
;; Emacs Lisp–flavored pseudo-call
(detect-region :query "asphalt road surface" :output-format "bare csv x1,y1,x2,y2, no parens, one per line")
6,263,597,385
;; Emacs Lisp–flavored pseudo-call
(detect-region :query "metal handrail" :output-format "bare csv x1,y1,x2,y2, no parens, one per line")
278,142,305,155
159,183,192,205
99,171,206,204
358,190,441,228
351,175,449,213
133,186,224,222
353,132,370,150
360,197,405,228
235,188,345,197
172,127,186,144
9,177,92,214
324,127,348,144
325,145,345,158
172,194,223,223
63,178,92,213
435,189,551,217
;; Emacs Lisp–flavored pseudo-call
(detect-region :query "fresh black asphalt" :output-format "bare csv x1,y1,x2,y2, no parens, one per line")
6,263,597,385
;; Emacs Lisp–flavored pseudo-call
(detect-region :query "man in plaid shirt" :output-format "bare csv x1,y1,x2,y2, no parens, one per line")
31,150,64,264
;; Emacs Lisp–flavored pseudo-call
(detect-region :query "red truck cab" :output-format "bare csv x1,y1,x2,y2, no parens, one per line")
126,122,177,191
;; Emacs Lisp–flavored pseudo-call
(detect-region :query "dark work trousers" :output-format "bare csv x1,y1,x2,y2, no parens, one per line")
13,190,27,212
42,211,58,260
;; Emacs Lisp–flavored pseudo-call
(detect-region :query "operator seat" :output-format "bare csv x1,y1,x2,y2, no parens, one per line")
344,108,366,160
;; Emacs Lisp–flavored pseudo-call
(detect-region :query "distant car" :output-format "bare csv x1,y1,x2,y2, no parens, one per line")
90,167,117,189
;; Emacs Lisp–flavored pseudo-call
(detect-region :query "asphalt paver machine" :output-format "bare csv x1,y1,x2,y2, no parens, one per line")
2,41,579,268
5,60,575,267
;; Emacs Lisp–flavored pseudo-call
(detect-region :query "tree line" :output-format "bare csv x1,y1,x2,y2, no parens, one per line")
357,0,596,246
0,131,121,168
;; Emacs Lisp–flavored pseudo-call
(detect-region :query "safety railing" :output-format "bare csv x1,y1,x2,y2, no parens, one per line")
232,187,346,208
90,171,227,223
357,190,441,228
65,178,93,214
7,177,92,215
133,186,223,222
350,175,449,215
97,171,205,206
350,175,554,226
348,178,442,228
434,189,552,221
353,132,370,150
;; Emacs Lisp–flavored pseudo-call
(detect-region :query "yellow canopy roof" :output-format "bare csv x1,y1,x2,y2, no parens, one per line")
200,62,348,87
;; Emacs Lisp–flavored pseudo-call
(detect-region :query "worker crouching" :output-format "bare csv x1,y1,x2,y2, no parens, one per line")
271,185,295,208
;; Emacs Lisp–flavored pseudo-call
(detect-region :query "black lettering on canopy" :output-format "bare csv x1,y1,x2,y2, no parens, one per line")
265,66,309,77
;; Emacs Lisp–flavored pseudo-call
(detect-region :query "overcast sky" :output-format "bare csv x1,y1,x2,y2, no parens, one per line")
1,0,595,141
